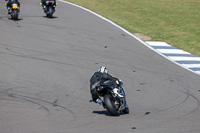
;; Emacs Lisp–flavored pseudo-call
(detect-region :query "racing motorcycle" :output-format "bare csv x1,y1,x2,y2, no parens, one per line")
40,0,57,18
5,0,20,20
96,79,129,116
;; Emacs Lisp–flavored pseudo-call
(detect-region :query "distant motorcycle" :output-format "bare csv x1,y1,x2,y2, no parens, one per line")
5,0,20,20
96,79,129,116
40,0,57,18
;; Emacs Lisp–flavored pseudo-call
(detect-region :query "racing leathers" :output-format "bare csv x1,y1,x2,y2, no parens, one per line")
41,0,56,6
90,71,119,102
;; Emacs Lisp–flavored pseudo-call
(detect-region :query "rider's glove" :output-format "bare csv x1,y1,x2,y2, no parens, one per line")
113,88,123,98
116,80,119,85
116,79,122,85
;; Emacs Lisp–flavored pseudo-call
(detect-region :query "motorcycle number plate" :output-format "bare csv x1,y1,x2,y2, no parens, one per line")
12,4,18,9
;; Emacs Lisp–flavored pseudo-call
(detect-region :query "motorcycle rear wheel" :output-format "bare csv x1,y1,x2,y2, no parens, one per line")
47,6,53,18
104,93,119,116
12,10,18,20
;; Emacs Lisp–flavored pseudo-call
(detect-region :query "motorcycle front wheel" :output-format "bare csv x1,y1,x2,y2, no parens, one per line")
104,93,119,116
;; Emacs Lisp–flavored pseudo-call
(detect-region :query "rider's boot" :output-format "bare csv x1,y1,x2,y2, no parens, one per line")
96,98,103,105
96,98,106,108
123,104,129,114
7,7,11,14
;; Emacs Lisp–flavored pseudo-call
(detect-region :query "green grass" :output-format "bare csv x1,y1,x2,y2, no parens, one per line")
65,0,200,56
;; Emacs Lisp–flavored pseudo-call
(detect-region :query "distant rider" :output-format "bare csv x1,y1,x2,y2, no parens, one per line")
41,0,56,9
5,0,20,14
90,66,120,105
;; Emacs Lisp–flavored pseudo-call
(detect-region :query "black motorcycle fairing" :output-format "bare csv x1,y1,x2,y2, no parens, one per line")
43,0,56,6
7,0,20,8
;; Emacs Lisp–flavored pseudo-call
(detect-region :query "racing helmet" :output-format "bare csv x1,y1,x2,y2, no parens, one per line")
98,66,108,74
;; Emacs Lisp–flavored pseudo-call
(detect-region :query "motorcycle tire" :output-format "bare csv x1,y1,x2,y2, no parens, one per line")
104,93,119,116
47,6,53,18
12,10,18,20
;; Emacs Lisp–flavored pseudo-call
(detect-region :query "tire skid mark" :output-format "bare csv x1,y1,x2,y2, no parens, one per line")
0,92,50,114
177,89,200,116
177,78,200,115
0,92,77,122
152,76,199,118
159,89,200,117
0,51,80,68
0,42,135,71
159,78,189,112
155,89,200,125
158,90,190,113
0,42,53,55
0,50,97,73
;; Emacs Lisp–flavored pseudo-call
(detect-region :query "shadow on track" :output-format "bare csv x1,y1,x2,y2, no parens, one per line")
43,16,58,19
93,110,126,116
93,110,112,116
8,18,23,21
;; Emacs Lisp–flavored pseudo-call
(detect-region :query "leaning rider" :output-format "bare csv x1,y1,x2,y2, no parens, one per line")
90,66,119,105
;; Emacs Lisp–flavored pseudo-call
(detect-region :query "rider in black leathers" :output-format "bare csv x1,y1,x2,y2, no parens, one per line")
41,0,56,11
5,0,20,14
41,0,56,6
90,66,119,103
90,66,129,113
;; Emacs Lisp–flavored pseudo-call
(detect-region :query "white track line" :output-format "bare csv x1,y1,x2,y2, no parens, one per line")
156,49,190,54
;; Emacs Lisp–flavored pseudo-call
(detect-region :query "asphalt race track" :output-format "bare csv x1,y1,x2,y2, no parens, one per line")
1,1,200,133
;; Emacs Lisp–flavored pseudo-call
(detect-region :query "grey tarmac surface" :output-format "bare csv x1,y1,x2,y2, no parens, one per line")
0,0,200,133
